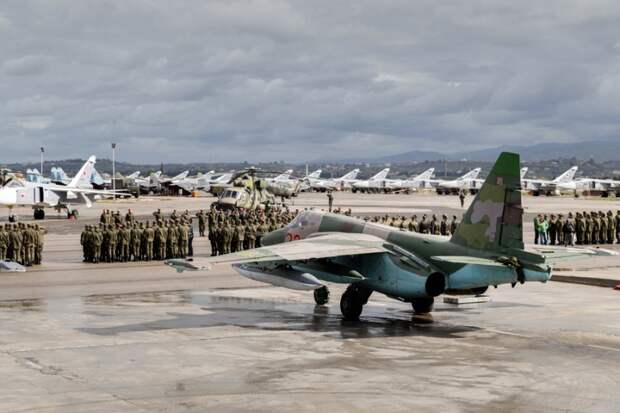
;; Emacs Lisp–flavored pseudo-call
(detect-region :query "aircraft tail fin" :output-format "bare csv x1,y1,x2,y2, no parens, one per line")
460,167,481,180
553,166,578,184
341,168,360,180
307,169,322,179
127,171,140,179
414,168,435,181
520,167,528,180
370,168,390,181
450,152,523,252
68,156,96,188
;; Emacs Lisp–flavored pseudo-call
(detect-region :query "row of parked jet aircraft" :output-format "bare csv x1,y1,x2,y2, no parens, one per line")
1,155,619,220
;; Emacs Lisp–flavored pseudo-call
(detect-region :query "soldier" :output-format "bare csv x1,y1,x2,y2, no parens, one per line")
125,209,134,224
458,189,466,208
235,220,245,252
548,214,557,245
599,212,607,244
575,213,584,245
168,222,178,258
245,220,256,250
533,215,542,245
153,208,163,222
419,215,429,234
122,224,132,262
108,224,118,262
430,215,440,235
92,225,102,264
327,191,333,212
170,209,178,222
563,213,575,246
223,221,234,254
440,215,448,236
555,215,564,246
584,212,592,245
34,224,45,265
208,220,218,256
188,219,194,257
592,213,600,244
145,222,155,260
81,225,90,262
450,215,459,235
10,224,23,264
607,211,615,244
408,215,419,233
0,225,8,261
179,221,189,258
197,210,206,237
616,211,620,244
153,222,163,260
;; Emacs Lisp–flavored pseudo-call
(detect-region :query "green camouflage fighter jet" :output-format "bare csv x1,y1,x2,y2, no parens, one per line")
167,152,616,320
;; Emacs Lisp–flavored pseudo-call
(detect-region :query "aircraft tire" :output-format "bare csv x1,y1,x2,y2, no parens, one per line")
340,284,371,320
411,297,434,314
314,286,330,305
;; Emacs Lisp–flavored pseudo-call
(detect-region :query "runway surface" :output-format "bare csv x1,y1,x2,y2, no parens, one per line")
1,192,619,412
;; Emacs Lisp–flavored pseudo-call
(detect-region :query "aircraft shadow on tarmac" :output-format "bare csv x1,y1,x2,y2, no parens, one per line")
78,294,482,340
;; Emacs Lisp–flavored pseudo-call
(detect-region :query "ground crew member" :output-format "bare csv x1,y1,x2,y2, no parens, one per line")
548,215,557,245
555,215,564,246
458,190,466,208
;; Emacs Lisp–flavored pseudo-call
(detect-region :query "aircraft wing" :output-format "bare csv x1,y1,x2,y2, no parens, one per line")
166,233,389,272
530,246,618,263
45,185,126,195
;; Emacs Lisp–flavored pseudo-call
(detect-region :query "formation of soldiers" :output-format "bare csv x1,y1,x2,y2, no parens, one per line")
0,223,46,266
534,210,620,246
368,213,459,235
80,209,195,263
206,206,296,256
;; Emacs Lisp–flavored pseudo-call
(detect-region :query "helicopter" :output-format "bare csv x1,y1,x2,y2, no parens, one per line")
214,167,277,210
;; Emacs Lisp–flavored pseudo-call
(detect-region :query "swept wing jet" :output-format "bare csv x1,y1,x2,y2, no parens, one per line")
434,168,483,195
351,168,391,193
311,168,360,192
382,168,437,193
168,152,614,320
0,156,122,219
522,166,578,196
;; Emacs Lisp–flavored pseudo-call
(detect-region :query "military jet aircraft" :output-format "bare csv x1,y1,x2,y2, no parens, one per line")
434,168,483,195
0,156,122,219
353,168,436,194
310,168,361,192
168,152,614,320
522,166,578,196
350,168,391,193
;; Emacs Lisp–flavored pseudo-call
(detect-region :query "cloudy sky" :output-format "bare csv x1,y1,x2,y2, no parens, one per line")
1,1,620,163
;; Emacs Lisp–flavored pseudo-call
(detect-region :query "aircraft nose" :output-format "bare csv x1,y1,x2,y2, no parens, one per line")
261,228,286,246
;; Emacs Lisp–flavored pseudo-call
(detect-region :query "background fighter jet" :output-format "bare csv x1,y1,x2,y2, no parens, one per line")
434,168,483,195
0,156,122,219
351,168,391,193
522,166,578,196
310,168,361,192
168,152,614,320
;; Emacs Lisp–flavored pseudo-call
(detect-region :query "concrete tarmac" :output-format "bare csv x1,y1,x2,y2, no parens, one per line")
1,192,620,412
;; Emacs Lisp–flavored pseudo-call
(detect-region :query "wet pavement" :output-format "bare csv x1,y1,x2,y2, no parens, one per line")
1,192,620,412
1,280,619,412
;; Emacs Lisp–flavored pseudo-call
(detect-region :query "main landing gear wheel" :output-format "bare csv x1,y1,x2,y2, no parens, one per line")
340,284,372,321
411,297,434,314
313,286,330,305
33,208,45,220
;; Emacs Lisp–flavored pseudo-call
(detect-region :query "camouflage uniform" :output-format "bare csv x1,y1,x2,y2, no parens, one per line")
0,225,8,261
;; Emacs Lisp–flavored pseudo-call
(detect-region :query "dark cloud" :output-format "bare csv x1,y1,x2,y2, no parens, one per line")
1,0,620,163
